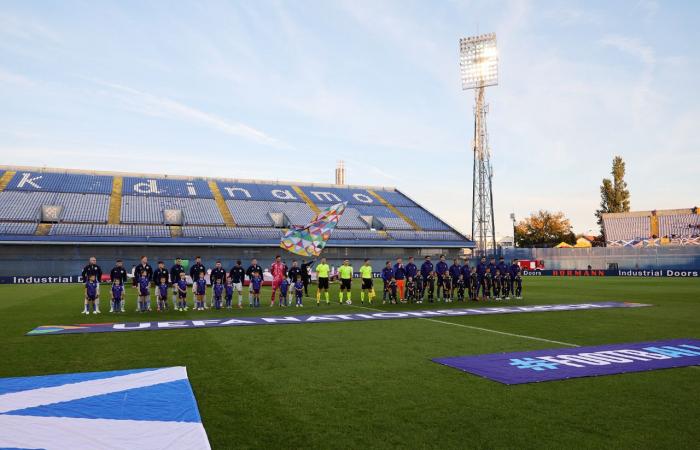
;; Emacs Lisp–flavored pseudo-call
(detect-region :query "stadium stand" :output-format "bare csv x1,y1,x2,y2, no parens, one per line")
0,222,37,235
121,196,224,225
5,171,112,194
0,166,471,248
602,208,700,246
0,192,109,223
658,213,700,238
396,206,450,230
602,215,651,241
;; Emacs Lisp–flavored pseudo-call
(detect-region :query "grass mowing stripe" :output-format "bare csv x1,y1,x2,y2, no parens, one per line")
418,318,580,347
347,303,580,347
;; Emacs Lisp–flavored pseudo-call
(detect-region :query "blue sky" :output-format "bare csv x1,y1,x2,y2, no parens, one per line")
1,0,698,237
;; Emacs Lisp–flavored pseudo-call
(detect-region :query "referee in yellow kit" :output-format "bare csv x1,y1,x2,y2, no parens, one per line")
338,259,354,304
359,259,374,304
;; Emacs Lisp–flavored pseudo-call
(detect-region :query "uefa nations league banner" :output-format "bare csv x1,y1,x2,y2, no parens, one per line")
27,302,650,336
522,269,699,277
433,338,700,384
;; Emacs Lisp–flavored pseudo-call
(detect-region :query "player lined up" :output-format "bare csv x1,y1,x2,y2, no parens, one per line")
80,254,522,314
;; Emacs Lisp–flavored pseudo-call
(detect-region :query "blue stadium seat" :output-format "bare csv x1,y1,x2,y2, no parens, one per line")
225,200,317,227
122,177,213,198
5,171,112,194
374,190,417,207
603,216,650,241
121,196,224,225
217,182,304,202
388,230,464,241
0,168,470,246
396,206,450,231
0,192,109,223
298,186,377,205
658,214,700,238
0,222,38,235
0,192,55,221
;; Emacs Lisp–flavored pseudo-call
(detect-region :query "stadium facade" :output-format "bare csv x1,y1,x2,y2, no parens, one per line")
0,166,473,276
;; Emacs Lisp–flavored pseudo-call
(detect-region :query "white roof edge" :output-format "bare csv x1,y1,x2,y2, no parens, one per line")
0,164,396,192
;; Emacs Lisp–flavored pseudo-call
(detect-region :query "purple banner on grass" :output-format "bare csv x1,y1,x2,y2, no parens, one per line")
433,338,700,385
26,301,650,336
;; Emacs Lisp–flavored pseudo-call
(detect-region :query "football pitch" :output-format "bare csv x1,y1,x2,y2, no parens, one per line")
1,277,698,449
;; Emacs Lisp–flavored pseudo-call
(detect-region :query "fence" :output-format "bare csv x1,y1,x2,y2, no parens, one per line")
499,246,700,270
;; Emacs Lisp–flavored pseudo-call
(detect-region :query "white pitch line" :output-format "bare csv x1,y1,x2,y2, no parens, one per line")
347,303,580,348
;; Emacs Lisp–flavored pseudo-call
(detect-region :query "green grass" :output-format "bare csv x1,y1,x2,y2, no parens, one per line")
1,278,699,449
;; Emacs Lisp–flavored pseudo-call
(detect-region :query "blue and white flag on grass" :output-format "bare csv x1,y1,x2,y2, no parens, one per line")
0,366,210,450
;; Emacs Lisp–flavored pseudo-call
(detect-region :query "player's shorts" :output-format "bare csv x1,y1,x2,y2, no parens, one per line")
362,278,373,289
340,278,352,290
318,277,329,289
196,290,205,296
86,295,96,301
252,288,260,294
233,282,243,292
272,279,282,290
178,293,187,299
139,289,149,296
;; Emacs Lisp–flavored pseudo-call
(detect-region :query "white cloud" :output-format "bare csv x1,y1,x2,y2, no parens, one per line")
600,35,655,66
92,80,292,150
0,12,61,43
0,68,35,87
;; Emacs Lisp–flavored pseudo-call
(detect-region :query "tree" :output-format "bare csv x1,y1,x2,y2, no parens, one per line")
514,210,576,247
595,156,631,239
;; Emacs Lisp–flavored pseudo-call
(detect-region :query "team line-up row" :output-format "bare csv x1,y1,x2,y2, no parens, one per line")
79,254,524,314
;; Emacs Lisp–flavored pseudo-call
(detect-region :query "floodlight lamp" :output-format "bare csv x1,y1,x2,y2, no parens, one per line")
459,33,499,90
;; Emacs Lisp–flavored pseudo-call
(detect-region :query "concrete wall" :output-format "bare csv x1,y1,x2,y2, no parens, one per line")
0,244,465,276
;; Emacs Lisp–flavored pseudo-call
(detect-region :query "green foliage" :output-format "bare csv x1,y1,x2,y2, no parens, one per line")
515,210,576,247
596,156,631,238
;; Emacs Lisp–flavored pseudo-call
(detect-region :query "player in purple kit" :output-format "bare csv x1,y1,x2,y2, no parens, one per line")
381,261,394,304
213,278,224,310
294,275,304,307
476,256,488,300
279,277,290,307
225,276,234,309
137,271,150,312
419,256,433,302
83,274,100,314
435,255,448,301
510,259,523,299
449,259,462,300
195,273,207,310
156,277,169,311
176,272,188,311
110,278,124,313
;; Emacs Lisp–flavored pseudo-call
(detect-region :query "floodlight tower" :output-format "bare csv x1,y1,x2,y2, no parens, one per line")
460,33,498,256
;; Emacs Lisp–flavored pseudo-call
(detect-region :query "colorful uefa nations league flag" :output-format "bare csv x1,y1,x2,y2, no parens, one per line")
280,201,347,257
433,339,700,385
0,366,210,449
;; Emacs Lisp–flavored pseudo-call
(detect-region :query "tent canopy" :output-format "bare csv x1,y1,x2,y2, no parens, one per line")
574,237,592,248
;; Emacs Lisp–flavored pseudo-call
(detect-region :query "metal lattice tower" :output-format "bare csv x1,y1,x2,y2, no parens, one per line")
471,87,496,255
460,33,498,255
